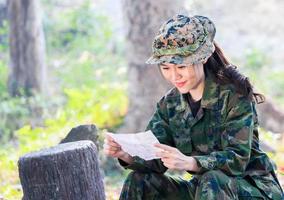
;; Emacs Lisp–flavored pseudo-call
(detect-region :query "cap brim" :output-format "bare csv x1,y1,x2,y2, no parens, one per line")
146,40,215,65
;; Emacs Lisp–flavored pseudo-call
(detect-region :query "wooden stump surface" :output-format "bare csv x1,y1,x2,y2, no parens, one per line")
18,140,105,200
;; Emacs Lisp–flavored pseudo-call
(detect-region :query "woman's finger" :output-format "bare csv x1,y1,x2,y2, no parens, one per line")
154,143,176,152
105,135,116,143
104,141,122,153
104,138,121,148
106,134,119,145
104,146,122,154
105,144,121,151
106,134,114,141
109,140,121,147
156,148,179,158
156,150,169,158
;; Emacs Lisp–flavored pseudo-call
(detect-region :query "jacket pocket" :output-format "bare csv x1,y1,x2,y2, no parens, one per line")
206,124,222,151
169,114,193,155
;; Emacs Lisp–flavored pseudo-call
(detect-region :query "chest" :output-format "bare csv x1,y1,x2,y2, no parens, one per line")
169,108,225,155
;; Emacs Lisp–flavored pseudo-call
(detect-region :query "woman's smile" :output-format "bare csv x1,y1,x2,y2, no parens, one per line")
175,81,187,88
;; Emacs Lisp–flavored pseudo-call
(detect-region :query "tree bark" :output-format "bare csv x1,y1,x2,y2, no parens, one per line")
18,141,105,200
0,1,7,50
60,124,99,150
0,0,7,27
121,0,185,132
257,99,284,134
7,0,46,96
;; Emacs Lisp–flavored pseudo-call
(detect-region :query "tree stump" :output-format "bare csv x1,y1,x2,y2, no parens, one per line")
18,140,105,200
60,124,99,150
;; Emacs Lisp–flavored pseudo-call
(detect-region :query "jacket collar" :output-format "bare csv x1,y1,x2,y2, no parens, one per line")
200,73,220,110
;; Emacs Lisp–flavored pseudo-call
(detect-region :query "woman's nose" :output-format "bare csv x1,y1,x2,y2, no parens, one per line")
171,70,181,81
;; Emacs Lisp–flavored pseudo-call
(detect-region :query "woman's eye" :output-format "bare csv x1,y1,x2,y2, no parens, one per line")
162,67,169,70
177,65,186,69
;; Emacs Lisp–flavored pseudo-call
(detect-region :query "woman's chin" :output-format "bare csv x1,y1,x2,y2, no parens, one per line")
176,87,189,94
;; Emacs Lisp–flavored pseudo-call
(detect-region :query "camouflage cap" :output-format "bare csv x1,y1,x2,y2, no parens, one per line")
146,14,216,65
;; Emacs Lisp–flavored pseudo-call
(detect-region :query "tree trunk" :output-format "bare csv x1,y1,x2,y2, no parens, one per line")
0,0,7,50
18,141,105,200
0,0,7,27
7,0,46,96
121,0,185,132
257,99,284,134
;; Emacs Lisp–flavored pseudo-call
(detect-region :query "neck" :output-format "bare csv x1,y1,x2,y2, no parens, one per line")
189,77,205,101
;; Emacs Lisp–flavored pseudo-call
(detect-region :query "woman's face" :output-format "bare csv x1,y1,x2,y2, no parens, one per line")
159,63,205,94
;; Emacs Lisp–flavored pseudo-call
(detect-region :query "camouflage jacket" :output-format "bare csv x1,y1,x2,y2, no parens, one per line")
119,73,282,197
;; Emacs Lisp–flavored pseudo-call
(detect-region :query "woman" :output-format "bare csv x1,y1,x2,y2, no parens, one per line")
104,14,284,199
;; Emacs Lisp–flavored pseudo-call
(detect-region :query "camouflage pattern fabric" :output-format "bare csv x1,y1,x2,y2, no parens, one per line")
120,171,280,200
146,14,216,65
118,72,284,199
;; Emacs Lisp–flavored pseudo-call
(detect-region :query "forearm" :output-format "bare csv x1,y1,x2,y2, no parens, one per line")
192,148,250,175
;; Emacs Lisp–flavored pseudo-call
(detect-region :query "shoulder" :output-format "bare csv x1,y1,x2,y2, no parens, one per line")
164,87,180,99
155,87,181,115
219,83,253,115
157,87,180,104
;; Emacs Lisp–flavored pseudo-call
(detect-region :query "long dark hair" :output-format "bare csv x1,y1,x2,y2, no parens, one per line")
204,42,265,104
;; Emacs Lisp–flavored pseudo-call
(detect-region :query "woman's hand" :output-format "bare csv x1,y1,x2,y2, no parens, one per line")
155,143,200,172
103,134,133,164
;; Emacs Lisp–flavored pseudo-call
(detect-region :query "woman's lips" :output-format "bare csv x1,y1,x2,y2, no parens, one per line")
175,81,187,88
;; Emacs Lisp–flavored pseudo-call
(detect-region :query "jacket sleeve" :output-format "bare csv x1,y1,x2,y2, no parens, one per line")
193,95,254,176
118,99,174,174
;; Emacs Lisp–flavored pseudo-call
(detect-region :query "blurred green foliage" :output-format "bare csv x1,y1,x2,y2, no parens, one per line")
0,60,7,93
44,2,114,54
0,60,64,143
0,84,128,198
241,49,284,106
0,1,127,198
0,20,8,53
